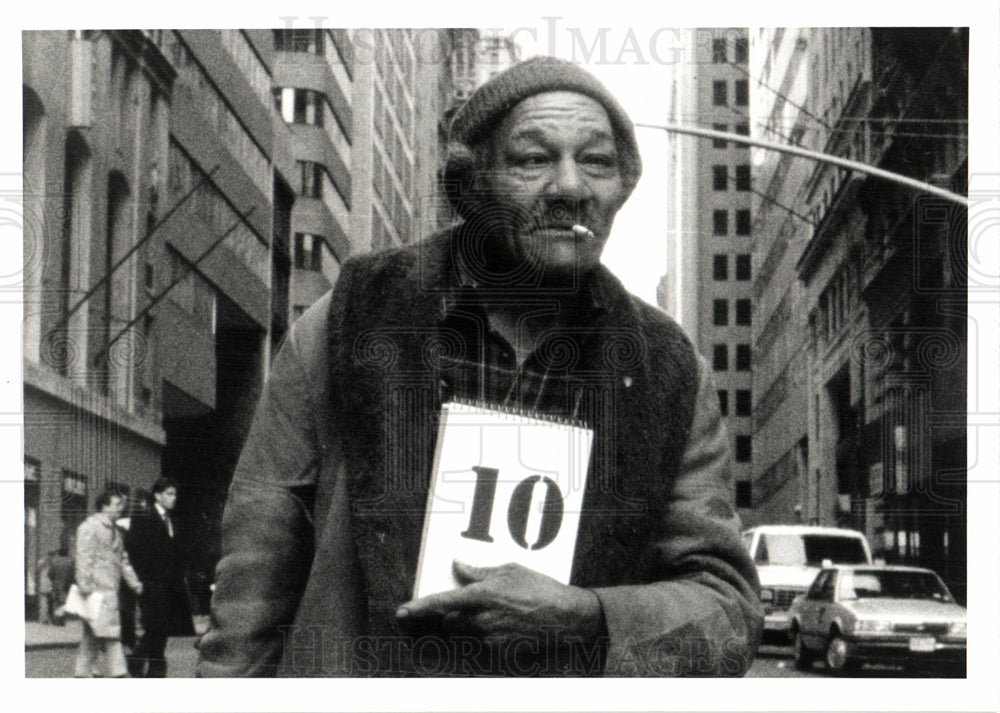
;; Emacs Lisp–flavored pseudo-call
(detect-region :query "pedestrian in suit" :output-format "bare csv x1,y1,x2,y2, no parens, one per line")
124,477,194,677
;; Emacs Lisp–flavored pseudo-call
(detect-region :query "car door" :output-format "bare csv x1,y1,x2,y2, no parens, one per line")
801,570,833,648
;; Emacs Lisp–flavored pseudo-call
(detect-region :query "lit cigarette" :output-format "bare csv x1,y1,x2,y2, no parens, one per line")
571,224,595,239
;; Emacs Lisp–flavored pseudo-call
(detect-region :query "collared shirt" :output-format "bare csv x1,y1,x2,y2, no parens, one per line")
437,263,619,426
154,502,174,538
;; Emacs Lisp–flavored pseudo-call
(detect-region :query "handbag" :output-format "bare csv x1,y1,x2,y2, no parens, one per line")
59,584,104,625
59,584,88,618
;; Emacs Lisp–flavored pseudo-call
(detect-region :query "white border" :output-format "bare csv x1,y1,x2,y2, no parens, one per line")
6,2,998,712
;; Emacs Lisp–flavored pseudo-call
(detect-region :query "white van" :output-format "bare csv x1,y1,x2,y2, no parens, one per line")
743,525,873,638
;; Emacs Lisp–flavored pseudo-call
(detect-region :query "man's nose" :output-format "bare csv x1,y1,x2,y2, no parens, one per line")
548,157,589,197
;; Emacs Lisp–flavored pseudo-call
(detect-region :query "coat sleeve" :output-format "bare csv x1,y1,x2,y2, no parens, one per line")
74,520,98,594
592,356,763,676
120,545,142,593
196,295,332,677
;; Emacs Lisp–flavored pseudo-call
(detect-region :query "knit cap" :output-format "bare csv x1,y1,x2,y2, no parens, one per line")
447,55,643,195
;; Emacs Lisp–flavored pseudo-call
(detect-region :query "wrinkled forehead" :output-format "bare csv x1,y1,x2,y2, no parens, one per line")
492,91,616,145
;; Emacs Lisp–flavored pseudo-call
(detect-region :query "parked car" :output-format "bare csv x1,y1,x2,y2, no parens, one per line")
743,525,872,637
787,565,966,675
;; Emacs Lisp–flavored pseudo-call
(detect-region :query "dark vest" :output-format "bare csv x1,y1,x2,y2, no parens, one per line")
324,229,700,673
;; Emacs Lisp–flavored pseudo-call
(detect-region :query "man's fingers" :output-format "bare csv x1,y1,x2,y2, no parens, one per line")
452,559,503,584
396,587,473,621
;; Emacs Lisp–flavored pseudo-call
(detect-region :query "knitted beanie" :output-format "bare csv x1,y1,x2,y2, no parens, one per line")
445,55,642,199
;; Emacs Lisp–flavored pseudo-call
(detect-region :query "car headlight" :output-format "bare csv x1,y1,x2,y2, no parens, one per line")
948,621,967,636
760,588,774,603
853,619,892,633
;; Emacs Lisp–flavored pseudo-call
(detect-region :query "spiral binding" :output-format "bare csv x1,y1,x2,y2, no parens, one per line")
443,397,589,430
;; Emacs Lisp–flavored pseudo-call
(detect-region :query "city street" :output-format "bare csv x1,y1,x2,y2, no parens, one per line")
747,642,965,678
26,636,200,678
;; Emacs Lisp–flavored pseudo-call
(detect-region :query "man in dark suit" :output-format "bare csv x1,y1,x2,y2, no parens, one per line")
125,477,194,677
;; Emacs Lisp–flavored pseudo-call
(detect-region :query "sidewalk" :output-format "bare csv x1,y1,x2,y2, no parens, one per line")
26,615,210,650
25,620,83,650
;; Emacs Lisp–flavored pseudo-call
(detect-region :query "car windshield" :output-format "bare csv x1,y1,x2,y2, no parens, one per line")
757,533,868,566
841,570,953,601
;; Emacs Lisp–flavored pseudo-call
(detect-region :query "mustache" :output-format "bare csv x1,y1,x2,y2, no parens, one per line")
523,200,589,230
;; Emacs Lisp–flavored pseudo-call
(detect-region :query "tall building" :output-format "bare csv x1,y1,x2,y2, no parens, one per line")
348,29,459,256
474,31,521,85
21,27,472,620
749,28,967,599
271,27,355,324
744,28,819,528
663,28,754,517
23,29,285,614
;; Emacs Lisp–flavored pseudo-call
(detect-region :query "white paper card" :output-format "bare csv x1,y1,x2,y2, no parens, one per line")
414,401,594,599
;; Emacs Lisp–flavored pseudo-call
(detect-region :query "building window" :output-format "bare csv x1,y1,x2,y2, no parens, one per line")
713,344,728,371
294,232,323,271
735,389,751,416
713,123,728,148
735,435,752,462
735,79,749,106
277,87,326,126
61,469,88,542
736,344,751,371
734,37,748,63
717,390,729,416
712,80,727,106
713,254,728,280
735,122,750,136
713,299,729,326
736,209,751,235
296,161,324,199
736,298,752,326
712,165,728,191
712,39,727,63
736,253,751,280
273,28,324,54
735,480,752,507
736,164,751,191
712,210,728,236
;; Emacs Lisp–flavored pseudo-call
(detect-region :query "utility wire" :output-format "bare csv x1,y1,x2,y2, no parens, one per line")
636,122,968,207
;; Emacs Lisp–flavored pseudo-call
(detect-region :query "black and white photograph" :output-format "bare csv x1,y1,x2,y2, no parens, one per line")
7,2,999,712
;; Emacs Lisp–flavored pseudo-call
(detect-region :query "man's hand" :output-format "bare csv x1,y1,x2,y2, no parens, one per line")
395,561,605,646
132,581,144,596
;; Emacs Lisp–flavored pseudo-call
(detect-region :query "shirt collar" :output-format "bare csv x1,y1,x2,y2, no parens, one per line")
154,502,168,518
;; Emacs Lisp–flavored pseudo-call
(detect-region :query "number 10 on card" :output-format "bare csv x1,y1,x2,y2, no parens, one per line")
413,403,593,598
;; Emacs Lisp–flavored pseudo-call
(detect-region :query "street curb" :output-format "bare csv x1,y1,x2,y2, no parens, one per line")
25,641,79,652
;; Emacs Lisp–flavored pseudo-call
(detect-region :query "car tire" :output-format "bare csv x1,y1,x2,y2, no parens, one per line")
792,629,814,671
824,631,857,675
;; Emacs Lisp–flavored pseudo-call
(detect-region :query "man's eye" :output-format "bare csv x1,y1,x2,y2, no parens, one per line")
515,153,549,167
582,154,616,168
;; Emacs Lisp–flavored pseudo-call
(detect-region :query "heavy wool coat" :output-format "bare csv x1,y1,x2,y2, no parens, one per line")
74,513,141,638
125,510,194,637
197,228,763,677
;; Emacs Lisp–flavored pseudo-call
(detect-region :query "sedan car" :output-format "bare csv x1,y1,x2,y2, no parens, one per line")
787,565,966,675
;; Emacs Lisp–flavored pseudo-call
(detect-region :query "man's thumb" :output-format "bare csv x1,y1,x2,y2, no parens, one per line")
452,559,492,583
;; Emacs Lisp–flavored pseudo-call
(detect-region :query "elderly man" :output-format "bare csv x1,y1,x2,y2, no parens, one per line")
197,56,762,677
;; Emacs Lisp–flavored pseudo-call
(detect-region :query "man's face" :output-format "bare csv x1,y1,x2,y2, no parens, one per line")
103,495,125,518
479,91,628,284
155,486,178,511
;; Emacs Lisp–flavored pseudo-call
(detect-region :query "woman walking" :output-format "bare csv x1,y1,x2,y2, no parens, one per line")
73,490,143,677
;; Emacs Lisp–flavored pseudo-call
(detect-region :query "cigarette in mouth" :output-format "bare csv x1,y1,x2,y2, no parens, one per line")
571,224,595,239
